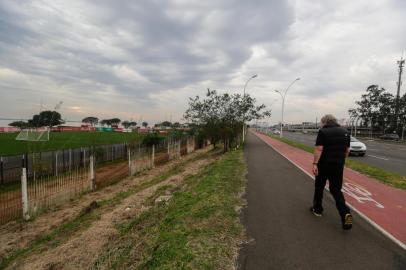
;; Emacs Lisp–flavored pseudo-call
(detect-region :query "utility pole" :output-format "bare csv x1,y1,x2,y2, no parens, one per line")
395,57,404,131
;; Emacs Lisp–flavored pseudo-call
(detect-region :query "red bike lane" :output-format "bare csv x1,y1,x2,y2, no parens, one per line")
253,131,406,250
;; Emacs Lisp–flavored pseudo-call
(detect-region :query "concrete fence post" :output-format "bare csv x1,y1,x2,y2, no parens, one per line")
0,156,4,185
90,155,95,191
187,137,194,154
83,148,86,167
55,151,58,176
62,149,65,171
152,144,155,168
111,146,114,161
21,154,30,220
127,147,131,176
69,149,72,171
80,148,83,168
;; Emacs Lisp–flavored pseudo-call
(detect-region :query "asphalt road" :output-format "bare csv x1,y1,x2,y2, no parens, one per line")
238,132,406,270
280,131,406,176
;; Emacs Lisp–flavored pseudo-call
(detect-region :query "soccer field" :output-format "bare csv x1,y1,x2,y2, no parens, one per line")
0,132,143,156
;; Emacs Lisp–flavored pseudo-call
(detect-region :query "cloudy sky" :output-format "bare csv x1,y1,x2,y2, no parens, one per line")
0,0,405,126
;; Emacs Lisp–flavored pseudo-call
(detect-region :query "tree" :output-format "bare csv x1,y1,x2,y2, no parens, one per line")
43,110,64,127
349,85,395,133
100,119,111,126
184,89,271,152
82,116,98,126
161,121,172,127
27,111,64,127
122,120,136,129
399,93,406,135
172,122,181,128
99,118,121,127
168,128,184,140
142,132,164,146
122,121,130,129
9,121,29,129
110,118,121,126
142,122,148,128
28,114,40,127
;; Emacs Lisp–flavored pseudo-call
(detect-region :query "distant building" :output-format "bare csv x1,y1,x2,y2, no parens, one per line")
138,127,150,134
0,127,19,133
287,122,318,133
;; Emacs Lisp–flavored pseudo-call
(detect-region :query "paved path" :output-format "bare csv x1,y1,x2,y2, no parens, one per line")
239,131,406,270
254,131,406,248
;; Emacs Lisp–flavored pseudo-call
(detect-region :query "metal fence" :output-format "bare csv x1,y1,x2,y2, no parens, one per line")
0,143,131,185
0,137,198,224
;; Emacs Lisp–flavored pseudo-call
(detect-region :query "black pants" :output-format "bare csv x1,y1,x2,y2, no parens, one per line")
313,163,350,218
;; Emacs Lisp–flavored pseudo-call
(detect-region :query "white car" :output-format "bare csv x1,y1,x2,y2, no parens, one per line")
349,136,367,156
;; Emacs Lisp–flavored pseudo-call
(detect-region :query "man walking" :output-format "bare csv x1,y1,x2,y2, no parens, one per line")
311,114,353,230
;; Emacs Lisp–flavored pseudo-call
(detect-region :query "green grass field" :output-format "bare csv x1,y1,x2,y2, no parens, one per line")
0,132,143,156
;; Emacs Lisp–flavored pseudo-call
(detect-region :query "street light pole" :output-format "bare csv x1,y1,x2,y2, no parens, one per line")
274,90,284,137
274,77,300,138
242,74,258,143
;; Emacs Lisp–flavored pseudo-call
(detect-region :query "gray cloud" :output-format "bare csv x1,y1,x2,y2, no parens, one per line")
0,0,405,125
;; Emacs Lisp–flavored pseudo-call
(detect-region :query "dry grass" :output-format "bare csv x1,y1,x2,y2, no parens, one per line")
93,149,246,270
0,147,215,269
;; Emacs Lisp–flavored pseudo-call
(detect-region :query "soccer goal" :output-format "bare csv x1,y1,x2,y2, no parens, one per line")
16,128,50,141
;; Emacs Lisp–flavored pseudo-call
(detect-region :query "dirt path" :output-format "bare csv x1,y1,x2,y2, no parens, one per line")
0,147,214,269
95,160,129,188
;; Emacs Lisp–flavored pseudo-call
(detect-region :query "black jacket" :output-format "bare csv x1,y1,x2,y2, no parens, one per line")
315,124,350,165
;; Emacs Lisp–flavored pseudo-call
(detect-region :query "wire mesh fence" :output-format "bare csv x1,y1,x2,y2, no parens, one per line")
0,136,198,224
0,143,130,185
0,184,22,224
129,143,153,176
27,166,90,218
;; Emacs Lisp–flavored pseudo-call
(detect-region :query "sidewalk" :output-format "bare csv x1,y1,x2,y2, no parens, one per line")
253,130,406,249
239,132,406,269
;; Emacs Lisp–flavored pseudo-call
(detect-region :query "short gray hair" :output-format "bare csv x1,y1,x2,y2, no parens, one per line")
321,114,338,125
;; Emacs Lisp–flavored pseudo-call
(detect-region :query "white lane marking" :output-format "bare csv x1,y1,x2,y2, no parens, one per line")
367,154,389,161
342,182,384,208
253,132,406,251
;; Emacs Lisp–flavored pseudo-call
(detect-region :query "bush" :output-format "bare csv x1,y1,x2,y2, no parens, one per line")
142,133,165,146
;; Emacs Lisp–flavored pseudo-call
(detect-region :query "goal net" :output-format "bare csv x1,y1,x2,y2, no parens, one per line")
16,128,50,141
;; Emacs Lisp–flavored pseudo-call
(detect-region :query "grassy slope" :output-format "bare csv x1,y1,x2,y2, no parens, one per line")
0,132,142,155
0,150,206,269
95,149,246,270
267,134,406,190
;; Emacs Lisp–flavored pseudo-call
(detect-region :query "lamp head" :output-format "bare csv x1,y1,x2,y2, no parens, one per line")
252,74,258,79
